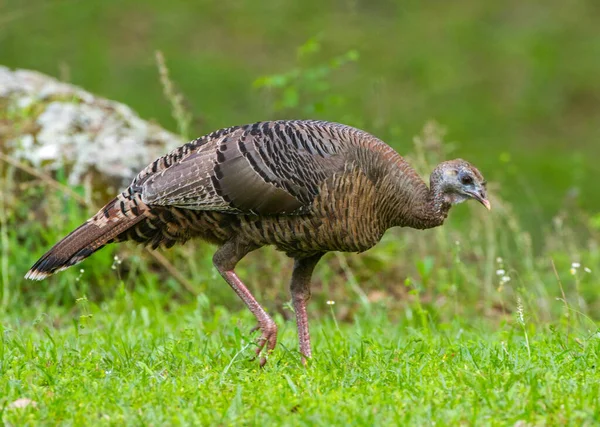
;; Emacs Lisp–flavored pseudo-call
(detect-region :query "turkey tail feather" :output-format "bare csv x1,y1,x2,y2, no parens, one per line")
25,194,147,281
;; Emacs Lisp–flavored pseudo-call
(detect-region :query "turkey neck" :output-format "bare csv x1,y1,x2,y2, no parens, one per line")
411,182,451,230
382,160,451,231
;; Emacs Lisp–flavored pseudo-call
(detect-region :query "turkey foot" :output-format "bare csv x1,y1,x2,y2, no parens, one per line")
251,320,278,367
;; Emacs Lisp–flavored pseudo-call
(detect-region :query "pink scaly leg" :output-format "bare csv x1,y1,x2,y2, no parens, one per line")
213,240,276,367
290,253,324,364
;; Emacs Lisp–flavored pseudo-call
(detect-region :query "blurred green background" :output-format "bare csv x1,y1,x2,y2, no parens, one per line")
2,0,600,232
2,6,600,423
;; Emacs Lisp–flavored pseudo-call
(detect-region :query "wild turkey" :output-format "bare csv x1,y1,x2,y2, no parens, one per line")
26,120,490,365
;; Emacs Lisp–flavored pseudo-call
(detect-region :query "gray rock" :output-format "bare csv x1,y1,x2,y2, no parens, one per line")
0,66,183,188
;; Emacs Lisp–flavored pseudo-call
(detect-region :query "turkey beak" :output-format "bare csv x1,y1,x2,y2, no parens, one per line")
469,189,491,210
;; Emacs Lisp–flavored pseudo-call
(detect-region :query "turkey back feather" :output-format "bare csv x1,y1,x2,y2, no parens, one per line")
140,121,348,215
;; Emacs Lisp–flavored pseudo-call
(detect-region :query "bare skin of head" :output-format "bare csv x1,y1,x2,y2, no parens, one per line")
431,158,490,210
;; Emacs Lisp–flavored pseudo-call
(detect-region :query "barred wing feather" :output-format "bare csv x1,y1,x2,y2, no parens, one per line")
139,121,347,215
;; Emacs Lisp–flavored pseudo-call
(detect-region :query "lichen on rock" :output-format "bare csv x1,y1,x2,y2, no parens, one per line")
0,66,183,189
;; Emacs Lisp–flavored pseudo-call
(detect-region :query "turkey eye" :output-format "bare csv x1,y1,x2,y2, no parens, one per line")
460,175,473,185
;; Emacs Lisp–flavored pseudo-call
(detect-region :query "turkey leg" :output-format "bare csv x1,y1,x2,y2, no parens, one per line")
213,240,277,367
290,253,324,363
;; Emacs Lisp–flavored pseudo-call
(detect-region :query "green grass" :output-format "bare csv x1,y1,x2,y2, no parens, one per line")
2,296,600,425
